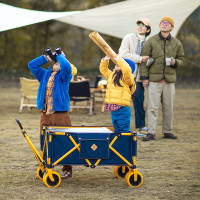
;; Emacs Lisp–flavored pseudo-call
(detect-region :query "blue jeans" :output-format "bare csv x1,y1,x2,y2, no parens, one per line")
133,82,146,129
111,106,131,133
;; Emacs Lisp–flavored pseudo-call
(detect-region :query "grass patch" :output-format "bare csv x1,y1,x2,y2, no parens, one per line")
0,87,200,200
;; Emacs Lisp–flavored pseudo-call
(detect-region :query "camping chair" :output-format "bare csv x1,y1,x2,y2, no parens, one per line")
93,75,102,88
90,75,106,112
69,79,93,115
76,75,85,81
19,77,39,113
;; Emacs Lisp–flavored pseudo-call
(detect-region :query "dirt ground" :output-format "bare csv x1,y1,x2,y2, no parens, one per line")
0,87,200,200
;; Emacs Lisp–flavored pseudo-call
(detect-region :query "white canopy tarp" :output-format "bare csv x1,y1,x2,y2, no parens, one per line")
0,3,80,32
56,0,200,38
0,0,199,38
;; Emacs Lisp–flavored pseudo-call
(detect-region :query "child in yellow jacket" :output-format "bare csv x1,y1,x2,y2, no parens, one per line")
99,55,136,133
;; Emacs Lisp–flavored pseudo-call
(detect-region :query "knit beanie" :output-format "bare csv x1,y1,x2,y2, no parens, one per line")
160,16,174,27
124,58,135,73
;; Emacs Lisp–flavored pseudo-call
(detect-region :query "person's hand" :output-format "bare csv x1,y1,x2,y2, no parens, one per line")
44,55,54,62
142,79,149,87
170,57,175,66
113,54,120,61
44,55,48,60
142,56,149,63
61,51,65,56
104,55,111,61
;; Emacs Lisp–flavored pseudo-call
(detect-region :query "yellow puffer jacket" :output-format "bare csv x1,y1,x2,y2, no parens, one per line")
100,58,136,107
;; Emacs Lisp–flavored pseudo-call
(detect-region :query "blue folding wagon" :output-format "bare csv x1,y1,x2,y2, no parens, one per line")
16,119,143,188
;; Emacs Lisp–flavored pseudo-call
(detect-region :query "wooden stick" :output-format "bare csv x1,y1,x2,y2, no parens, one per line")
89,31,117,64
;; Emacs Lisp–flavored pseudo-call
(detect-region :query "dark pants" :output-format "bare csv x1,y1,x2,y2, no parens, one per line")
133,82,146,129
40,111,72,174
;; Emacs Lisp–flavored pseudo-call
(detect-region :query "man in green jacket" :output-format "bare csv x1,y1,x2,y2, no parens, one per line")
140,16,184,141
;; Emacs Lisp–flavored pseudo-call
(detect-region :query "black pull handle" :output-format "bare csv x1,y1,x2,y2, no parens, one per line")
15,118,23,130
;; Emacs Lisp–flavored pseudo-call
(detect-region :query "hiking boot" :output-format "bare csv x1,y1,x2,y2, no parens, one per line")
163,133,177,139
142,133,155,141
139,127,148,134
61,171,72,179
61,165,72,179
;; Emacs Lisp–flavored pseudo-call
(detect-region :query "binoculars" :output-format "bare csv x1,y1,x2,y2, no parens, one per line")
45,46,62,62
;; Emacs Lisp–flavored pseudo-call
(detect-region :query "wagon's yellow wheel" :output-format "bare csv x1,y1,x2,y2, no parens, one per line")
125,171,143,187
114,166,130,179
37,166,45,180
43,171,61,188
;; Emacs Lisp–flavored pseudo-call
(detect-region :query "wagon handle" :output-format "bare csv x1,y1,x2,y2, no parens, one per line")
15,118,23,130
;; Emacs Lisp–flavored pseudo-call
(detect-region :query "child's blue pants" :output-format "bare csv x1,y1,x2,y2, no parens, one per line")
111,106,131,133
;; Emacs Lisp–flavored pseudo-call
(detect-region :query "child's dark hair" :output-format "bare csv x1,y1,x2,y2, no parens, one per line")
113,70,123,87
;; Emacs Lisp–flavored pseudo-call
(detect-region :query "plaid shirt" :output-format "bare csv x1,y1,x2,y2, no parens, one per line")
43,71,57,115
105,103,122,112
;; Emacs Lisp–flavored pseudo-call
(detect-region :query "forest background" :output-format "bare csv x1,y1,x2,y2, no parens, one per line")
0,0,199,86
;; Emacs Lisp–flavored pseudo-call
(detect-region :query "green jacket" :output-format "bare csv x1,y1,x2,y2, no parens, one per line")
140,32,184,83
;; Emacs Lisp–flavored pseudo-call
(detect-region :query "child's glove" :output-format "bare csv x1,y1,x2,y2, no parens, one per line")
104,55,111,61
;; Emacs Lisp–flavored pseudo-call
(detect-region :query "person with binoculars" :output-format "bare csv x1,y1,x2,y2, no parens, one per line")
28,47,77,179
